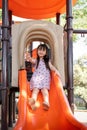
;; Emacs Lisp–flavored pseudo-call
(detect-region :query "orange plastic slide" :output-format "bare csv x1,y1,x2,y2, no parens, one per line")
13,69,87,130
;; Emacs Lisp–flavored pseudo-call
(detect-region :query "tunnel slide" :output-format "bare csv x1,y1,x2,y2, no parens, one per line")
13,69,87,130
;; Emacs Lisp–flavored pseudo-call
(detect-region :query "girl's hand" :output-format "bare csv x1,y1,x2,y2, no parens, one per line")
24,52,36,64
55,70,61,78
24,52,31,61
49,61,61,78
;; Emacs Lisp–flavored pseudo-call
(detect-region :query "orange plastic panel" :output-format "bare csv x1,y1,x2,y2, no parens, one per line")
13,70,87,130
0,0,77,19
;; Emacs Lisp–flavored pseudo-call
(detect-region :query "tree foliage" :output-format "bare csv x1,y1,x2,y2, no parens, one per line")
74,55,87,101
73,0,87,29
60,0,87,30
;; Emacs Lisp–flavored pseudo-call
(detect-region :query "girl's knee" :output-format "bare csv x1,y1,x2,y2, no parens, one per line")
33,88,39,94
41,88,49,96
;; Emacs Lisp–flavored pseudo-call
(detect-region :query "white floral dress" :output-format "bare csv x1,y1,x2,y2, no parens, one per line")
30,59,51,90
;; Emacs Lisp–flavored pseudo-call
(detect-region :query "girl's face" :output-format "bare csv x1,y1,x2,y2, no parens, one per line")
37,48,46,58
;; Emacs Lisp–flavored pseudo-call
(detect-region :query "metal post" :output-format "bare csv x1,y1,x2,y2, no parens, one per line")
73,29,87,34
8,10,13,127
66,0,74,112
9,92,13,126
13,92,16,123
1,0,9,129
8,10,12,83
56,13,60,25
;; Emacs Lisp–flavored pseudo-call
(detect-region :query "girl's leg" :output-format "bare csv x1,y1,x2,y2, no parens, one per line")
31,88,39,101
41,88,50,110
29,88,39,110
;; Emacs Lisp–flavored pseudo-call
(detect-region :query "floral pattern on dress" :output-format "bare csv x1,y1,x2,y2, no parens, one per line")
30,59,51,90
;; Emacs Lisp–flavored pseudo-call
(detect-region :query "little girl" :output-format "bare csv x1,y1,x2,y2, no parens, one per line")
25,44,60,111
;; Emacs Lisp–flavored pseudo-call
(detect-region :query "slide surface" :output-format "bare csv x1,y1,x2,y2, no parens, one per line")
14,70,87,130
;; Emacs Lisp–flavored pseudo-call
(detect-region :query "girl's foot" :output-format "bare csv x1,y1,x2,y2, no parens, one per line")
43,102,49,111
29,98,35,106
28,98,37,110
31,104,37,110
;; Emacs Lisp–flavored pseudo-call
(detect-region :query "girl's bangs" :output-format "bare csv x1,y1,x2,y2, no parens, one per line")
38,45,46,50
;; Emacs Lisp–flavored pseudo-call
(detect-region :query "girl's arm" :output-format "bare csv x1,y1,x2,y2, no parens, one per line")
49,61,61,77
24,52,36,64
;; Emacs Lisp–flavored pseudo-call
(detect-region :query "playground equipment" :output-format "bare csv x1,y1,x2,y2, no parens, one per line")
13,69,87,130
12,20,87,130
12,20,65,87
0,0,87,130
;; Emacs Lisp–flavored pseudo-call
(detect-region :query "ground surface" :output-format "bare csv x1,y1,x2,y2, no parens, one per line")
74,110,87,126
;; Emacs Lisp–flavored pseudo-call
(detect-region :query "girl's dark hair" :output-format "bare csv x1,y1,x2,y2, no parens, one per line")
36,44,50,70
